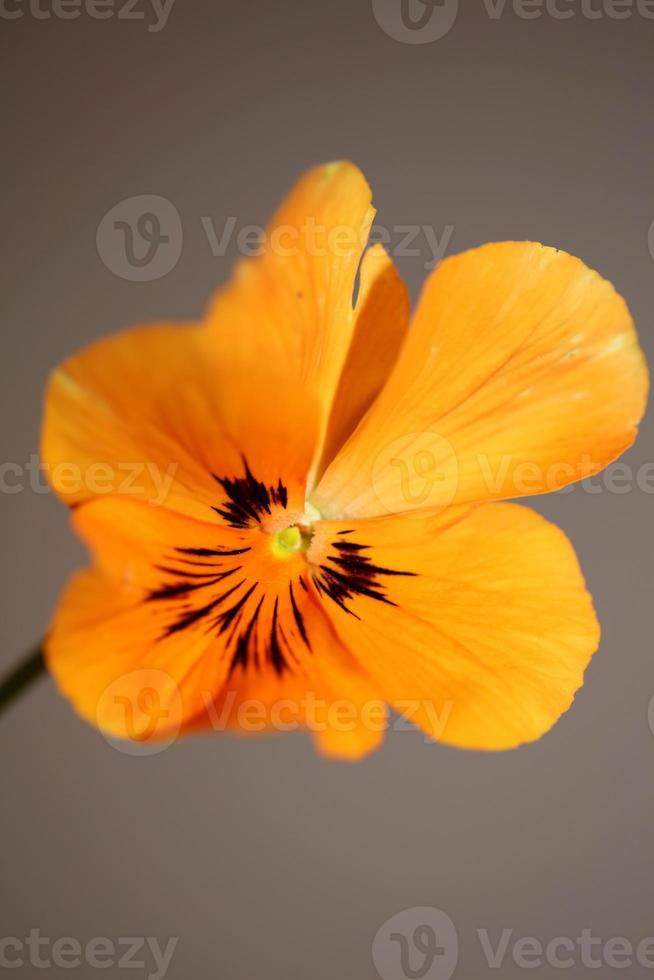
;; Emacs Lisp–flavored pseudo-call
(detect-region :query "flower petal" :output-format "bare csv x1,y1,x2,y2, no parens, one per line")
45,499,256,737
309,503,600,750
41,322,318,522
46,497,385,757
314,243,410,482
199,589,386,761
313,242,648,518
206,161,377,474
46,566,225,742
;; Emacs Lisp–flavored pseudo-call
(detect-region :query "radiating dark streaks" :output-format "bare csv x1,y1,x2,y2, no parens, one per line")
212,456,289,529
147,542,310,676
312,540,416,618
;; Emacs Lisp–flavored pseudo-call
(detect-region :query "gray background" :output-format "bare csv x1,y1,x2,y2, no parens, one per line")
2,1,654,977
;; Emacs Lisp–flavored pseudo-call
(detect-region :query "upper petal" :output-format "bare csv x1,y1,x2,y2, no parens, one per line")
42,164,410,520
309,502,600,750
313,242,648,518
206,161,399,476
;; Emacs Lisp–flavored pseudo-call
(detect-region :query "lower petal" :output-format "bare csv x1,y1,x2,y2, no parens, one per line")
46,497,386,758
193,587,386,761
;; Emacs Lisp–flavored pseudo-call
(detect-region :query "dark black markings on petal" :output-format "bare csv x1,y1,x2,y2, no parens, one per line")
212,456,289,529
155,566,231,579
269,598,286,675
148,545,308,676
148,567,241,602
175,546,252,558
219,588,303,677
313,540,417,618
160,580,246,637
289,582,311,651
333,540,367,553
229,593,264,674
213,581,258,637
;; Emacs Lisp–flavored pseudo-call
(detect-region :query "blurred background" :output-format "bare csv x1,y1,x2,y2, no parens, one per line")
2,1,654,977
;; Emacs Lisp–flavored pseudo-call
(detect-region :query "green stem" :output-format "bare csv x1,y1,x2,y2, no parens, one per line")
0,646,46,716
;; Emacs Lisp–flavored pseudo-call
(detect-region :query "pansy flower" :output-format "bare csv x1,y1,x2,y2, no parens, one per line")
41,162,648,759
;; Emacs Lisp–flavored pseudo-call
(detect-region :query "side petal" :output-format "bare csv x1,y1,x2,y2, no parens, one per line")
46,568,228,742
207,161,377,472
313,242,648,518
45,499,257,738
309,503,600,750
41,322,318,522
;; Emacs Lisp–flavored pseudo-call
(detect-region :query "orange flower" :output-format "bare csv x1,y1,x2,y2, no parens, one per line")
42,162,648,759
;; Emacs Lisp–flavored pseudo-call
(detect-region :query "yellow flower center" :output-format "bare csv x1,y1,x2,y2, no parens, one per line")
270,522,315,559
265,503,321,560
273,525,302,554
270,504,321,560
